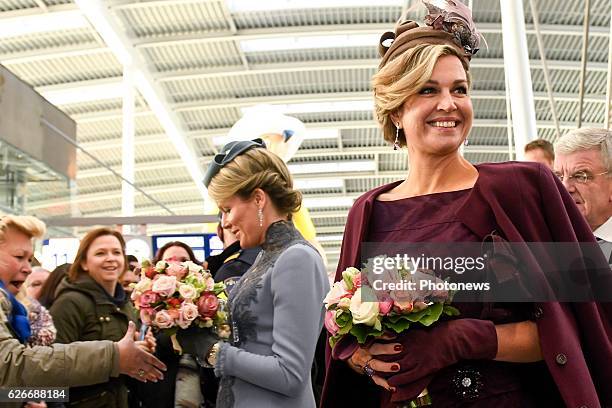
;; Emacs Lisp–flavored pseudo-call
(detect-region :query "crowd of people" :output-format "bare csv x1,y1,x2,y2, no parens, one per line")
0,2,610,408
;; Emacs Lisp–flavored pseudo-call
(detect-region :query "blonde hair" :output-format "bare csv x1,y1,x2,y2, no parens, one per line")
207,148,302,217
0,215,46,244
372,43,472,147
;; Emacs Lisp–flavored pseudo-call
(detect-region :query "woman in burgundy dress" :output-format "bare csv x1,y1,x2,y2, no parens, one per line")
321,2,611,408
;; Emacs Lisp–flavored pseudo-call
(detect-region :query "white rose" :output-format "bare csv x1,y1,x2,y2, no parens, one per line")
134,277,153,293
155,261,167,272
152,275,177,297
153,310,174,329
205,277,215,291
349,287,379,326
183,261,202,274
178,283,197,300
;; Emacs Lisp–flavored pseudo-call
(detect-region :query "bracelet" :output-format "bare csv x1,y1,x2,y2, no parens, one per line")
206,342,221,367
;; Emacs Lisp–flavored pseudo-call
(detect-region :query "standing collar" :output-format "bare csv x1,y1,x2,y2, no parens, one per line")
261,220,304,251
594,216,612,242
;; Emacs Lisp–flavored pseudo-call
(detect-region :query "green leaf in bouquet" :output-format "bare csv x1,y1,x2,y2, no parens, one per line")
342,271,354,291
141,259,151,268
383,318,411,333
417,303,443,326
337,322,353,335
349,324,383,344
213,282,227,296
373,318,382,332
443,305,461,316
334,311,352,328
329,335,340,349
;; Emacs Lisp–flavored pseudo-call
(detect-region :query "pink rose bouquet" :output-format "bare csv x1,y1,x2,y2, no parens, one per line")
131,260,230,351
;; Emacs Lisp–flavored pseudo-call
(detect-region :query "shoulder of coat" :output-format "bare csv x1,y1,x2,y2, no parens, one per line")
0,288,11,323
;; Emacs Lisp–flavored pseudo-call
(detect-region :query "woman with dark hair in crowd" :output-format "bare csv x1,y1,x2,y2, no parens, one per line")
321,2,611,407
50,228,156,408
38,263,70,308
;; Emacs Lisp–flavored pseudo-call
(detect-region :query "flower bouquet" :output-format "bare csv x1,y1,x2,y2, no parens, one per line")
324,265,459,406
131,260,230,352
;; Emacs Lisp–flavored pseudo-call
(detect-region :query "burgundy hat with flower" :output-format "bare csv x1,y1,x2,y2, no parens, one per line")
378,0,482,69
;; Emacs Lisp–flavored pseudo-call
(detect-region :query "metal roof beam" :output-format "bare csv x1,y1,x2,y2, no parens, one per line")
132,22,610,48
74,0,208,203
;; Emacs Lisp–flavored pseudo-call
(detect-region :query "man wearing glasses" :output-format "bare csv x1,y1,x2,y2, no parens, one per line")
554,128,612,263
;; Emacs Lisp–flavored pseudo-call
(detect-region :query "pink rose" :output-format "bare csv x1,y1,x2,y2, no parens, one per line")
353,273,363,289
378,296,393,316
166,263,188,280
139,290,160,309
153,310,174,328
324,310,340,336
177,302,199,329
152,275,177,297
197,293,219,318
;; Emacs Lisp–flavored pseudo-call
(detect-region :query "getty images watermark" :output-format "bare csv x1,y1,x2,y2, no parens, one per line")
360,242,612,302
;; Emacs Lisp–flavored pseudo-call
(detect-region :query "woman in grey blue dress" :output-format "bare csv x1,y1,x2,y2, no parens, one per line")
180,139,329,408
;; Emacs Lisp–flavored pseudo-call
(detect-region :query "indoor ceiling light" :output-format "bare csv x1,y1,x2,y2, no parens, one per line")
39,81,124,105
288,160,376,174
294,178,344,189
212,128,338,146
240,34,378,52
0,10,89,38
317,234,344,242
227,0,402,12
302,196,354,208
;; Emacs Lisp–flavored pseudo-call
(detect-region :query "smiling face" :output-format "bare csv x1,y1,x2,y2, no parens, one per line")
0,227,34,295
554,148,612,230
81,235,125,287
218,194,265,249
393,55,473,157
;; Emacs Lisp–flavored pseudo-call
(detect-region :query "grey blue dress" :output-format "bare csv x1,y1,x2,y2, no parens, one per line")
214,220,329,408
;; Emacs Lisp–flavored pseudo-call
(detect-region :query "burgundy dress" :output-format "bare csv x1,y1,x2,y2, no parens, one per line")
368,189,561,407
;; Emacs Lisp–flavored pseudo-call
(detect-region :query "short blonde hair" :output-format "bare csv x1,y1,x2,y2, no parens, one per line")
372,43,471,147
207,148,302,217
0,215,46,244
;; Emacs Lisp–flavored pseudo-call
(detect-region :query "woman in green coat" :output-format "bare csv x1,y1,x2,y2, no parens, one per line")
50,228,154,408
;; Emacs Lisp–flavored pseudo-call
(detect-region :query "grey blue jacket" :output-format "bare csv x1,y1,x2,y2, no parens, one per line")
215,220,329,408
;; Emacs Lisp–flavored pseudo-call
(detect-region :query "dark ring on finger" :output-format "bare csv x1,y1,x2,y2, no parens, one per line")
363,361,375,377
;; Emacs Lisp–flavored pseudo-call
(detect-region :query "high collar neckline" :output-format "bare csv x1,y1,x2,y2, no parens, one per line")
261,220,302,251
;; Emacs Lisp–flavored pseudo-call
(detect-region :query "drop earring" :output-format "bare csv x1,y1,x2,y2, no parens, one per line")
394,123,401,150
464,139,469,146
257,207,263,227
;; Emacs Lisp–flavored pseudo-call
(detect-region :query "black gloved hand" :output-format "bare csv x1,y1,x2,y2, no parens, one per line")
176,326,220,363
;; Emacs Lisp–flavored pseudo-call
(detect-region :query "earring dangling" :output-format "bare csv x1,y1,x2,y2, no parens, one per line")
394,123,401,150
464,139,469,146
257,207,263,227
